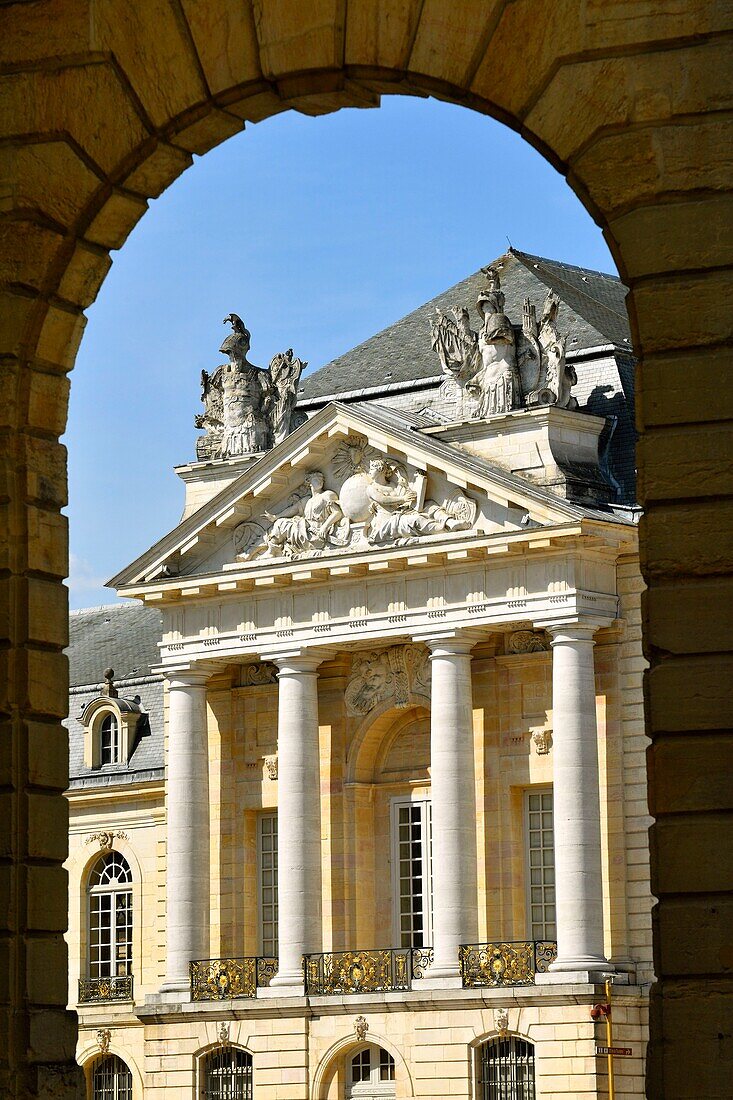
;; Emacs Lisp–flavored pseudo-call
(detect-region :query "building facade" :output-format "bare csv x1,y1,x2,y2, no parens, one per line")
66,251,652,1098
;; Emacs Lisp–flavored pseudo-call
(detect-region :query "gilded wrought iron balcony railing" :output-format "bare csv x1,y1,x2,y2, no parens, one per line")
459,941,557,987
189,956,277,1000
78,975,134,1003
303,946,433,995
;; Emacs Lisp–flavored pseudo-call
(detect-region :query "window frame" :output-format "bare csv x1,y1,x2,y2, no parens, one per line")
345,1044,396,1098
389,793,433,949
256,811,278,957
475,1035,536,1100
523,787,555,941
87,851,133,981
198,1044,254,1100
90,1053,133,1100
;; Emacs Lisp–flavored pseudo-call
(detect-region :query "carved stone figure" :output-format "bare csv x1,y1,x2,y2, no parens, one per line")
345,644,430,716
494,1008,510,1036
354,1015,369,1041
431,268,579,417
195,314,306,460
364,458,476,547
96,1029,112,1054
262,472,348,558
508,630,550,654
242,662,278,686
531,727,552,755
264,755,278,780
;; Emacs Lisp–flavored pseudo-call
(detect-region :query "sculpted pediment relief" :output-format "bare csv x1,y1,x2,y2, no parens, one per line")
232,436,478,563
345,644,431,717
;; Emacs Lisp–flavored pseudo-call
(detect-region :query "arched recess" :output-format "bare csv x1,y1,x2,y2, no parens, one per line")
1,4,730,1098
312,1030,414,1100
67,837,144,1008
77,1041,144,1100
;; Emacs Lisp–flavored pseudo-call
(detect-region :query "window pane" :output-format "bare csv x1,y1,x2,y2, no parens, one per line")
524,790,555,940
259,814,278,956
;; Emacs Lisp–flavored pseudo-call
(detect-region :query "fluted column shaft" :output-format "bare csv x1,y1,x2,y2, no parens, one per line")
269,654,323,990
546,623,611,977
162,668,210,992
427,638,478,979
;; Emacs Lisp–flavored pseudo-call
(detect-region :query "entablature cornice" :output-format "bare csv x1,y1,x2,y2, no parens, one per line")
118,519,633,607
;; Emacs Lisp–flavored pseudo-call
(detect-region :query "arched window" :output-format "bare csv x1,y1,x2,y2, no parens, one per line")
88,851,133,980
477,1037,535,1100
200,1046,253,1100
91,1054,132,1100
346,1044,396,1097
99,712,120,766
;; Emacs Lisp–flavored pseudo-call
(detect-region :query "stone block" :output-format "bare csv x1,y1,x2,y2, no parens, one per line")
648,734,733,815
27,368,70,437
637,422,733,501
610,193,733,278
409,1,502,89
170,109,244,156
27,721,69,791
651,814,733,894
656,896,733,977
27,505,68,579
645,656,733,732
643,580,733,654
28,576,68,649
640,501,733,577
25,437,67,510
344,0,422,69
254,0,346,78
0,139,102,228
36,305,86,370
57,242,112,310
28,790,68,861
91,0,207,127
632,270,733,354
124,142,193,199
180,0,262,95
27,864,68,931
25,935,70,1006
85,190,148,251
0,220,67,293
637,345,733,428
27,648,68,720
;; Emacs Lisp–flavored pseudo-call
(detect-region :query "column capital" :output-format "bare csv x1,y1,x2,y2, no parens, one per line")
535,617,612,643
259,647,335,676
164,665,211,689
411,628,485,656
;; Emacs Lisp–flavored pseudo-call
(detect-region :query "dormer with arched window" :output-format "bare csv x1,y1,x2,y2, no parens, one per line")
80,669,147,770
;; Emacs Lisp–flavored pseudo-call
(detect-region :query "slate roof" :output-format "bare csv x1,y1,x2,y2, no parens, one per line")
298,248,630,403
68,602,163,688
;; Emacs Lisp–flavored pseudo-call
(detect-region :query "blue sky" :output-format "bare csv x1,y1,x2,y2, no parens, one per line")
64,95,617,609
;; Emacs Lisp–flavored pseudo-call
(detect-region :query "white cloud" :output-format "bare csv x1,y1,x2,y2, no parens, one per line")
67,553,109,607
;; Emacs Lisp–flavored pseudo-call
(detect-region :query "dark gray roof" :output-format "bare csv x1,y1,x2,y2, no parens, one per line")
298,248,630,403
68,602,163,688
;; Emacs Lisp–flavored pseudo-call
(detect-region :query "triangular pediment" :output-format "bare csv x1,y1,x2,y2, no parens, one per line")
109,402,606,592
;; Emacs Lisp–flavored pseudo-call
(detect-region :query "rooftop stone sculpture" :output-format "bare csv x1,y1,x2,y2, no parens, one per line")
195,314,306,460
430,267,579,419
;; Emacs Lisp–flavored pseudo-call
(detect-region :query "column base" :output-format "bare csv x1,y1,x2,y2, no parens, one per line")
536,957,615,985
418,972,464,990
159,977,190,996
259,971,305,997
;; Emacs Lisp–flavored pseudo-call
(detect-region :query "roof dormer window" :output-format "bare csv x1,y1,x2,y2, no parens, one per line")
99,713,120,766
81,670,145,770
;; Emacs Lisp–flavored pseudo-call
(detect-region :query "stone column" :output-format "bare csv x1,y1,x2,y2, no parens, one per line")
541,622,612,980
268,653,323,992
161,667,210,992
425,637,478,980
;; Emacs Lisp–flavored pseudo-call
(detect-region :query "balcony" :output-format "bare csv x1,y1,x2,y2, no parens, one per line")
189,956,278,1001
303,947,433,995
459,941,557,987
78,975,134,1003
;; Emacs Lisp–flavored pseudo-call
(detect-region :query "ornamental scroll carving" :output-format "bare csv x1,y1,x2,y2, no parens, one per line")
241,661,278,686
195,314,306,460
233,439,477,562
345,645,430,716
430,266,579,419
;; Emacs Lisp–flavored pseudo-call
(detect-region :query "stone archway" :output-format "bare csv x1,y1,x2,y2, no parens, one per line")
1,4,730,1097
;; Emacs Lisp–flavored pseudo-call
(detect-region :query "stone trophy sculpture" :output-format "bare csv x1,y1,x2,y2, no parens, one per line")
430,267,579,417
195,314,306,460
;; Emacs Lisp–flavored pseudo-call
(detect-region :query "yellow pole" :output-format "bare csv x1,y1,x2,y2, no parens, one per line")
605,978,615,1100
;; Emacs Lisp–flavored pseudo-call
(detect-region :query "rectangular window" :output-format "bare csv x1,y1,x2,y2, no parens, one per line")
524,789,555,940
88,890,132,978
391,796,432,948
258,813,278,957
